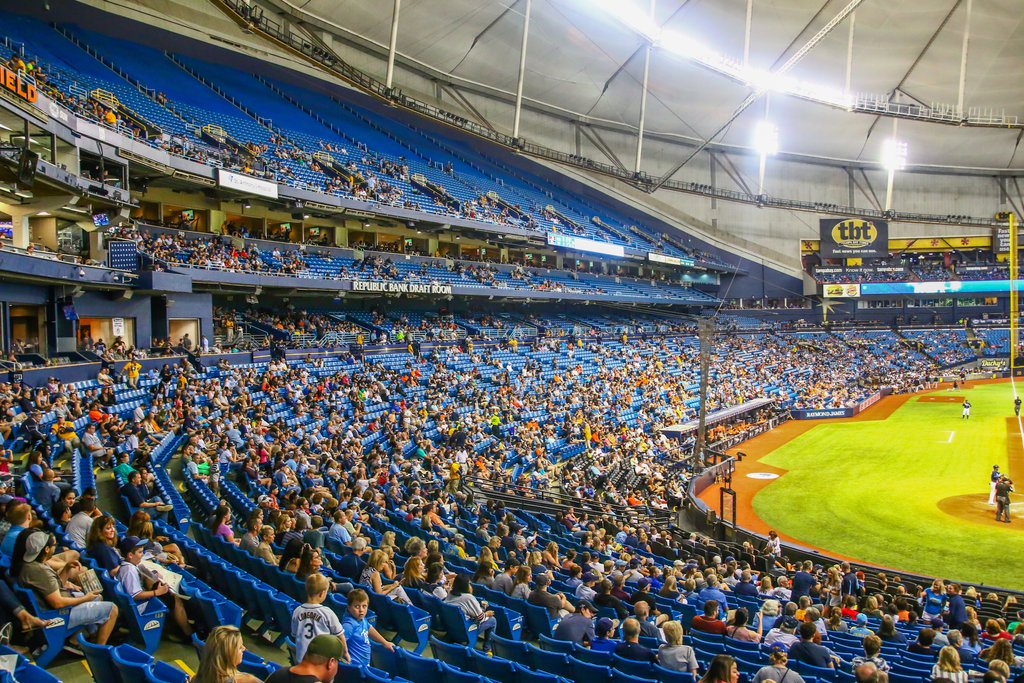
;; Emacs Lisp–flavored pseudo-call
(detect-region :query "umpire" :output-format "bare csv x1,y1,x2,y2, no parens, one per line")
995,475,1014,523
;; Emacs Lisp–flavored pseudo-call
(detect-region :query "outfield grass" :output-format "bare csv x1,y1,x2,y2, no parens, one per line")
753,381,1022,588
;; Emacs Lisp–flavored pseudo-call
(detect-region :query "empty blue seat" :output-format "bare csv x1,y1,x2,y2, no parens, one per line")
77,632,123,683
569,657,612,683
539,635,575,653
471,649,519,683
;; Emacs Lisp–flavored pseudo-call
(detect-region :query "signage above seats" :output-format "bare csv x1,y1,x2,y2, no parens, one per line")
822,283,861,298
819,217,888,258
648,252,696,267
0,64,37,104
217,169,278,199
547,232,625,257
352,281,453,295
861,280,1024,295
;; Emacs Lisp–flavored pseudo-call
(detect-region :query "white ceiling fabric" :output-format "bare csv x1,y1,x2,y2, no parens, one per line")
290,0,1024,169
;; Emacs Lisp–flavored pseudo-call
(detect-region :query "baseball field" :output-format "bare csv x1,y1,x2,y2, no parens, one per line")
706,380,1023,589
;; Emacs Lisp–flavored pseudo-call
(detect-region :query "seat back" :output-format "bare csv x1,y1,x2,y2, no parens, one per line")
539,634,575,653
111,644,153,681
611,654,656,677
569,656,613,683
470,649,519,683
430,636,473,670
492,633,531,661
77,632,124,683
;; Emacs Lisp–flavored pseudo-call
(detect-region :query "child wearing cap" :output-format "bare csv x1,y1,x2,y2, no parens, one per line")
591,616,621,653
117,534,192,639
341,588,394,667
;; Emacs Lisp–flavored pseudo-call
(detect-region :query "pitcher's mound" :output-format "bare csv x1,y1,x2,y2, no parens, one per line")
937,494,1023,529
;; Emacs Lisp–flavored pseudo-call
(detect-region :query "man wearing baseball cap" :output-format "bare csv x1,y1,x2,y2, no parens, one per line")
575,572,599,602
117,535,192,638
17,529,118,645
264,633,345,683
554,600,598,645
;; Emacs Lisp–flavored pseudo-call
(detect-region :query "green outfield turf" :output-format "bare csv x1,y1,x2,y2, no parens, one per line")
753,381,1022,588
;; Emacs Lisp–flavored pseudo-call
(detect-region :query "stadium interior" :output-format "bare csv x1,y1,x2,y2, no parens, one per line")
0,0,1022,682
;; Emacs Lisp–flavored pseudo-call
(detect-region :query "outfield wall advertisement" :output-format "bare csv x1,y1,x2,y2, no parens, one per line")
792,388,890,420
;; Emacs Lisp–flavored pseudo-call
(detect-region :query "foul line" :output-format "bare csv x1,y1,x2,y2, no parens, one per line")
1013,376,1024,455
947,431,956,444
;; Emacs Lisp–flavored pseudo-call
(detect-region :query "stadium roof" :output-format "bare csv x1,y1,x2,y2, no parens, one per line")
267,0,1024,171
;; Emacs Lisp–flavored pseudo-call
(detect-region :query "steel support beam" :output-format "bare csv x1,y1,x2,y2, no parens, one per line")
634,0,655,174
957,0,972,114
845,11,856,95
385,0,401,89
512,0,532,140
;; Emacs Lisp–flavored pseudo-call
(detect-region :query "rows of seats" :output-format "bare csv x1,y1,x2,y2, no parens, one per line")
2,13,723,270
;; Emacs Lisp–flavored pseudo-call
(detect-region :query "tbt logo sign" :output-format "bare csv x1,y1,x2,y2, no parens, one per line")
820,218,887,258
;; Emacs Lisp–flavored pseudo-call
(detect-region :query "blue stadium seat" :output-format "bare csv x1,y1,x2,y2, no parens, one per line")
569,656,612,683
470,649,520,683
77,632,124,683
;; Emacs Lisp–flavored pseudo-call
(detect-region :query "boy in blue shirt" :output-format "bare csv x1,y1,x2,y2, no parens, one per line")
341,588,394,667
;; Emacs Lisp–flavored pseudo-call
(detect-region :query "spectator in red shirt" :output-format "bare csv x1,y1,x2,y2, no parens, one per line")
690,600,727,635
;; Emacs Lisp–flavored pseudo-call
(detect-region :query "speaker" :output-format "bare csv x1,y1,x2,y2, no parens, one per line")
17,148,38,189
120,289,133,300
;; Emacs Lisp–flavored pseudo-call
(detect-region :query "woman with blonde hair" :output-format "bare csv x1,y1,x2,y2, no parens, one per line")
541,542,559,569
360,549,409,603
658,620,699,673
193,625,261,683
932,646,970,683
401,556,426,589
478,546,499,572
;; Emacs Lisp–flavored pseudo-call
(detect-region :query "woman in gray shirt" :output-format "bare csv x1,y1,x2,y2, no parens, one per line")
658,621,700,675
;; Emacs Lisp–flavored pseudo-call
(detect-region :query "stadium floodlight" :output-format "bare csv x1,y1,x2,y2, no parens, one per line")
584,1,856,113
753,121,779,157
881,138,908,172
588,0,660,43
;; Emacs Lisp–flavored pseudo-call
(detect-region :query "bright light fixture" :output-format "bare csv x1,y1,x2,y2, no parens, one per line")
753,121,779,156
585,1,855,111
881,138,908,171
589,0,659,42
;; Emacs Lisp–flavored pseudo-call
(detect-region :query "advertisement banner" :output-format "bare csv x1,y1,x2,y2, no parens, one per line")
792,407,854,420
547,232,625,258
819,218,888,258
822,283,861,298
217,169,279,199
351,281,452,295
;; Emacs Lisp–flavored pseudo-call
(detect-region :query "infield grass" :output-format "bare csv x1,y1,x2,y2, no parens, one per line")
753,381,1023,588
